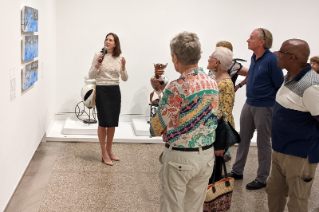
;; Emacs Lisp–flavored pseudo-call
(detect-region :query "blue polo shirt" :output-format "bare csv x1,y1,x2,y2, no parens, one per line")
272,65,319,163
246,49,284,107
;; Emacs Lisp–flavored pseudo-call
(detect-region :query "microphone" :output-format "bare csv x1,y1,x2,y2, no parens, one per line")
99,46,107,63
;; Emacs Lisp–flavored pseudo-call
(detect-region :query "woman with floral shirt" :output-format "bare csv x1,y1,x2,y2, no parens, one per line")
207,46,236,182
150,32,219,212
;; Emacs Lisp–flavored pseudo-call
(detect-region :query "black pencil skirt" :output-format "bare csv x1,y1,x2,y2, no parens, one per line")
95,85,121,128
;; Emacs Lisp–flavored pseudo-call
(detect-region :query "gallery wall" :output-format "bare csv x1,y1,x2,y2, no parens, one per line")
0,0,56,211
55,0,319,129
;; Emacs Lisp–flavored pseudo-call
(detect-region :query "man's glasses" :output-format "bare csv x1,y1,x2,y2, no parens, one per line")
278,50,298,60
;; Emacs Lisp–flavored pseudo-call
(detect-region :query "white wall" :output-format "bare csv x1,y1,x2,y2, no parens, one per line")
0,0,56,211
55,0,319,129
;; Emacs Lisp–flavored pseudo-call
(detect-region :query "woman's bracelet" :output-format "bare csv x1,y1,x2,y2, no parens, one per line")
238,83,242,88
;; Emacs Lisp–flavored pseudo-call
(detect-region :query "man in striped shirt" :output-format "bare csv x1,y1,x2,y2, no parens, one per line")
266,39,319,212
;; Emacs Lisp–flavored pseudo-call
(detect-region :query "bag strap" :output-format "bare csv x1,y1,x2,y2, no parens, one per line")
211,157,231,193
211,157,228,184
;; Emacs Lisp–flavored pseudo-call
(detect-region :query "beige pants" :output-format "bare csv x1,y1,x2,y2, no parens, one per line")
159,146,215,212
266,151,318,212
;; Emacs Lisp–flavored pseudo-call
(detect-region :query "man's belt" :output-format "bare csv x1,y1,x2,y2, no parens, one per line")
165,143,214,152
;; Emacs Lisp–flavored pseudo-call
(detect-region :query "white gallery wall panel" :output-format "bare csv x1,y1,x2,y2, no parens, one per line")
0,0,57,211
55,0,319,130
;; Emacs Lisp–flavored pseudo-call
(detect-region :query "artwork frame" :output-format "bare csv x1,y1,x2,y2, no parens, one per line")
22,6,38,32
22,35,38,61
21,60,38,91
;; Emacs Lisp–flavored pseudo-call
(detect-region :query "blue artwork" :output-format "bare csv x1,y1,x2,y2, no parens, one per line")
22,35,38,61
22,60,38,91
22,6,38,32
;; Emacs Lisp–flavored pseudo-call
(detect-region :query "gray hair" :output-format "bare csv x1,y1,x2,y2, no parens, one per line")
170,31,201,65
256,28,273,49
213,47,233,71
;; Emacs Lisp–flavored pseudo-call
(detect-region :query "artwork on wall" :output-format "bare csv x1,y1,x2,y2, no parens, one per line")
22,35,38,61
22,6,38,32
22,60,38,91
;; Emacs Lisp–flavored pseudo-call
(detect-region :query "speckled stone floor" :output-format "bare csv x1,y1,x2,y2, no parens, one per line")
5,142,319,212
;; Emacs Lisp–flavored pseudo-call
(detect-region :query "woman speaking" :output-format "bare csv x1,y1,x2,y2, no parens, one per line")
88,33,128,166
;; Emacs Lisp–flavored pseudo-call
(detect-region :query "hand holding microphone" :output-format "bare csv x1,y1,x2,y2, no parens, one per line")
96,46,107,68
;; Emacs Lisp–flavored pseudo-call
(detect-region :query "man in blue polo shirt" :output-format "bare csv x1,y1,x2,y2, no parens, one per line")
228,28,284,190
266,39,319,212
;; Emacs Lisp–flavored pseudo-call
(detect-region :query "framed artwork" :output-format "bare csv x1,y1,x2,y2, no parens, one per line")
22,6,38,32
22,60,38,91
22,35,38,61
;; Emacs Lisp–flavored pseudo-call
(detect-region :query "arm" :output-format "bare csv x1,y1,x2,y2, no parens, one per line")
235,76,248,92
215,81,235,151
237,66,249,76
217,81,235,122
120,57,128,81
88,53,102,79
303,85,319,123
150,82,182,137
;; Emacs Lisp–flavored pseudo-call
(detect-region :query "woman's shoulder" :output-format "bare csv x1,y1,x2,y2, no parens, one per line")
219,78,232,84
218,78,233,89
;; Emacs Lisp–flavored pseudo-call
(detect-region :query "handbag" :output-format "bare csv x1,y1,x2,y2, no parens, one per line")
214,117,241,150
203,158,234,212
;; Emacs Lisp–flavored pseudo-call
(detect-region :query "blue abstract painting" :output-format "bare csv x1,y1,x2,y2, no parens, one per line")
22,60,38,91
22,35,38,61
22,6,38,32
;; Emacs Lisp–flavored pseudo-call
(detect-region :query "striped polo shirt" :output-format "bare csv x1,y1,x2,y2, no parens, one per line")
272,64,319,163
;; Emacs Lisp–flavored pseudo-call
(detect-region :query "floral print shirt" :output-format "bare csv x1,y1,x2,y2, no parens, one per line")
150,68,219,148
217,78,235,128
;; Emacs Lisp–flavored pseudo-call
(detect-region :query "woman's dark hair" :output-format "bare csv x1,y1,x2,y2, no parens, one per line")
100,32,122,57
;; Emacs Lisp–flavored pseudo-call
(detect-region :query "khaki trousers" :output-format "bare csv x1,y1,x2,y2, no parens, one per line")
266,151,318,212
159,146,215,212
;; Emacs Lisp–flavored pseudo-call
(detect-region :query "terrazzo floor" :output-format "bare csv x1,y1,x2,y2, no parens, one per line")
4,142,319,212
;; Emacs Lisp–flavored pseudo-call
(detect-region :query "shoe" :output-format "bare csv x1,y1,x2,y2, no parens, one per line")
107,151,120,161
101,155,113,166
246,179,266,190
226,171,243,180
223,154,231,162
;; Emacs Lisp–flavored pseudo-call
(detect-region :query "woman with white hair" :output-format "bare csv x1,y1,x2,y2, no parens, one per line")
207,46,236,182
150,31,219,212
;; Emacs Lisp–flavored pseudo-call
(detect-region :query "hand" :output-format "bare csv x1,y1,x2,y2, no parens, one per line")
214,150,225,157
121,57,126,71
95,53,103,68
234,85,240,92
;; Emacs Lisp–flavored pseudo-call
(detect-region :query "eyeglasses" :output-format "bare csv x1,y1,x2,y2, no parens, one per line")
278,50,298,60
209,56,219,62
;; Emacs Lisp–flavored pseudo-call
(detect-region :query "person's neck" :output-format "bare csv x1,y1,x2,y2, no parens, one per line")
253,48,266,60
178,64,198,75
107,49,113,54
287,64,308,80
214,69,230,82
